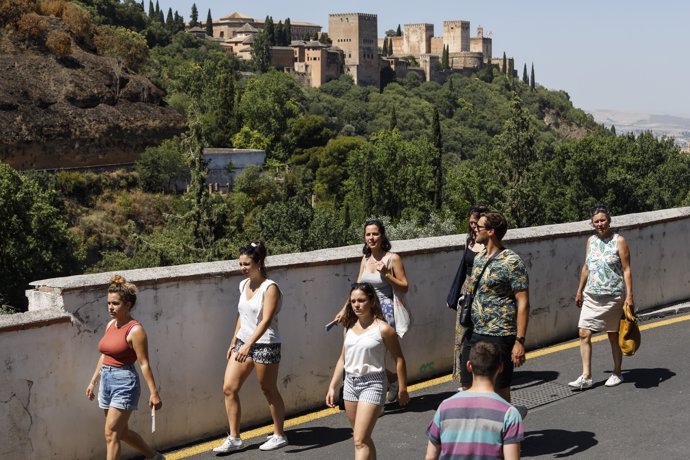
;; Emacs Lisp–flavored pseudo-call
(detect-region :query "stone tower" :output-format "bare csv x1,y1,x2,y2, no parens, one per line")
328,13,380,87
403,23,434,56
443,20,470,53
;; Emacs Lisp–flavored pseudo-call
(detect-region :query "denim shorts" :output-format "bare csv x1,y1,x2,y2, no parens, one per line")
343,372,386,406
98,364,140,411
232,339,281,364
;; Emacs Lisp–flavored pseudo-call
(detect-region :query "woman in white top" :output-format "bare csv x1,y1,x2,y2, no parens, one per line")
327,282,409,460
214,241,288,453
334,219,409,402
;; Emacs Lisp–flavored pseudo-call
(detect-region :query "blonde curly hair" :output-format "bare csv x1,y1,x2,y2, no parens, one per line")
108,275,138,308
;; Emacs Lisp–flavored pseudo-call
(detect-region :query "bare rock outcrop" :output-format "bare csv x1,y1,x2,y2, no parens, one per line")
0,29,186,170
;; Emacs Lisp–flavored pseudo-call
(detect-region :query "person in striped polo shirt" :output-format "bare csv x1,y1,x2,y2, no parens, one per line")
425,341,524,460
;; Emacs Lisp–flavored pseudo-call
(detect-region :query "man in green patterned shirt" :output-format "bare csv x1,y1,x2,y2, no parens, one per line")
459,212,530,407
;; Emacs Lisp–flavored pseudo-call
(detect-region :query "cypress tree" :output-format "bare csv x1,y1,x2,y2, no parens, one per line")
166,8,173,29
264,16,275,45
174,11,184,33
190,3,199,27
441,45,449,70
158,9,164,24
530,63,535,90
432,107,443,210
205,9,213,36
396,24,402,36
390,106,397,130
140,0,144,12
285,18,292,43
275,21,284,46
522,63,528,84
502,52,507,77
154,0,159,15
148,0,154,20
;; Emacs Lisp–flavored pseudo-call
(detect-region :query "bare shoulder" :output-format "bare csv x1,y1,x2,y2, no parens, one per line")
379,320,396,338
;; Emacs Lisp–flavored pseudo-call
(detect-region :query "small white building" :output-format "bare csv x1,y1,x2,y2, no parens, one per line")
203,148,266,188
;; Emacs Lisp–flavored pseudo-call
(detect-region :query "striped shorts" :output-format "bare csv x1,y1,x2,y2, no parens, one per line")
343,372,386,406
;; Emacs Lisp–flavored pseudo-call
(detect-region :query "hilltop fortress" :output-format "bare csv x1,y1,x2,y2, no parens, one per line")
197,11,513,88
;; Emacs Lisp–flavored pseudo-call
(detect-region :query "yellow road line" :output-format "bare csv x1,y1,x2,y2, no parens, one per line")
167,312,690,459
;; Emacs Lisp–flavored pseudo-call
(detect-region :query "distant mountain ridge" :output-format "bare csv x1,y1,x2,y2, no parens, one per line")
588,110,690,149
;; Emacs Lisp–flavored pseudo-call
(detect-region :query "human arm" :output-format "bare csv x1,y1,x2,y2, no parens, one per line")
227,312,242,359
326,339,346,408
85,354,104,400
129,326,162,410
503,442,520,460
575,238,591,307
511,289,529,367
381,323,409,405
618,236,634,307
377,253,408,293
234,284,281,362
335,257,366,323
425,441,441,460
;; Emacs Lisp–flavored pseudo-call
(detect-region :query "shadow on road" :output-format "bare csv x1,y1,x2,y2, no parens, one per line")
382,391,456,416
281,426,353,453
522,429,598,457
512,370,560,389
621,367,676,388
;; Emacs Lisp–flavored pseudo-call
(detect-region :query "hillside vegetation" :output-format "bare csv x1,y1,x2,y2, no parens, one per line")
2,0,689,311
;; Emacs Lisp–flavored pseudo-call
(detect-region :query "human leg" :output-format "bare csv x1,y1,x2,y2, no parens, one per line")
104,408,158,460
255,362,286,438
607,331,623,376
222,354,254,438
351,401,382,460
578,328,593,378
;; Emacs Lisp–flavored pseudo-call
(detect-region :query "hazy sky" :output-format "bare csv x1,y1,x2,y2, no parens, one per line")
166,0,690,117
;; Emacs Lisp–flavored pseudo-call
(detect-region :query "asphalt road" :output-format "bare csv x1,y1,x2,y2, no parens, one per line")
165,310,690,459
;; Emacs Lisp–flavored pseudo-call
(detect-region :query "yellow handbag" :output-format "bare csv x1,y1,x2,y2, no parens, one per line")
618,302,641,356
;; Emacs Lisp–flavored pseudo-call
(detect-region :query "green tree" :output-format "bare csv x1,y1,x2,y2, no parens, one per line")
522,63,528,84
238,70,305,157
264,15,275,45
314,136,365,204
275,20,285,46
136,137,190,192
183,106,213,249
396,24,402,36
345,130,435,220
284,18,292,43
502,52,507,77
189,3,198,27
251,29,272,72
441,45,449,70
530,63,535,90
205,9,213,36
431,107,443,210
0,164,83,309
165,7,173,29
148,0,154,20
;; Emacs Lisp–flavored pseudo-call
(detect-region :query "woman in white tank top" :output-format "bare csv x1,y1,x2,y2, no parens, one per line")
326,282,409,459
213,241,289,453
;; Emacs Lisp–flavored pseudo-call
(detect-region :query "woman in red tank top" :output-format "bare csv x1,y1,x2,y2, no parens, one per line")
85,275,164,460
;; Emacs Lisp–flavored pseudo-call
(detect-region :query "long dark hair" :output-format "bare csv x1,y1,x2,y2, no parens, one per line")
361,219,392,257
238,241,268,277
467,205,489,245
342,282,383,329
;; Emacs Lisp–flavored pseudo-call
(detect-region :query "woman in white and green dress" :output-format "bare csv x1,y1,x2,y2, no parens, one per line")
570,205,634,390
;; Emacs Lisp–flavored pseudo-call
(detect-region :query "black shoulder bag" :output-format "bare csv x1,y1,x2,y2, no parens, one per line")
459,249,504,328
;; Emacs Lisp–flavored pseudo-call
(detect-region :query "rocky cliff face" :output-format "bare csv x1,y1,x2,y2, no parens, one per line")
0,29,186,170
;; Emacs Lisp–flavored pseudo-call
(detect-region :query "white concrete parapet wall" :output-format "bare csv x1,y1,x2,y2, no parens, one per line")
2,207,690,459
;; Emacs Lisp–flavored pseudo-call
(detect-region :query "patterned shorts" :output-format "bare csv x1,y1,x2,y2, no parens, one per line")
343,371,386,406
232,339,281,364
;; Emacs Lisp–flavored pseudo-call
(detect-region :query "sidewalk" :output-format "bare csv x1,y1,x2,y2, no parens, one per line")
165,310,690,459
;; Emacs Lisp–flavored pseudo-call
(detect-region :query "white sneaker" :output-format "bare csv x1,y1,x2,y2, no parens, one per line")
212,436,243,453
605,374,623,387
568,375,593,390
386,381,399,403
259,434,288,451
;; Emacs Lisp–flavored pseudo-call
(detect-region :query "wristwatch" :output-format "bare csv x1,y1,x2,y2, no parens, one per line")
516,336,526,345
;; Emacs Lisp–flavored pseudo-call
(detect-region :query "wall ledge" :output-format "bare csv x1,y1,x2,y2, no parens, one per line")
0,309,71,333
